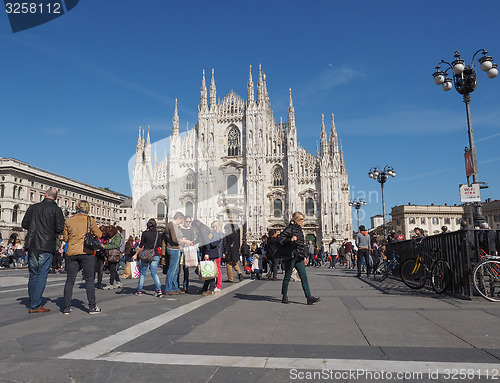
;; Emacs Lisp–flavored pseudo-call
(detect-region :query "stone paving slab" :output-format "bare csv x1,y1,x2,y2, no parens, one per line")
1,266,500,383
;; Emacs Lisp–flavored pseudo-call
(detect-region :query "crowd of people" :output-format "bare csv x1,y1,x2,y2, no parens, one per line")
11,187,500,316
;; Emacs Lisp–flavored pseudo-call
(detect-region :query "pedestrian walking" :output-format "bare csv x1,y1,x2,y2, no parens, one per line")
355,225,371,278
101,226,123,290
278,211,321,305
329,239,339,269
133,218,163,297
62,200,103,315
162,212,191,295
222,224,243,283
21,187,65,314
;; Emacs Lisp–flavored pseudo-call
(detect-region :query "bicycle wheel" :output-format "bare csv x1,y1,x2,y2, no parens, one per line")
431,259,451,294
473,260,500,302
374,261,390,282
401,258,427,289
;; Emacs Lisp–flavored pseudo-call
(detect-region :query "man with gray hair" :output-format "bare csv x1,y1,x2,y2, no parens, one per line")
22,187,65,313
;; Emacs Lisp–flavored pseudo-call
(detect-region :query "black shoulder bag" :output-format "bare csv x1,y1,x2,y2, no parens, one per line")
84,215,102,251
139,232,159,263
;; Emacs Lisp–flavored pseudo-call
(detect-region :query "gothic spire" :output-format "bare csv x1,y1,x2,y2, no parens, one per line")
209,69,216,111
154,143,158,170
330,113,338,153
257,64,264,106
247,65,254,104
288,88,295,128
146,125,151,147
136,126,142,150
320,114,328,156
172,98,179,136
200,69,208,112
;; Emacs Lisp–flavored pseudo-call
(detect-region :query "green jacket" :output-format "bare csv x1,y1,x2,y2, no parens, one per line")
103,234,121,250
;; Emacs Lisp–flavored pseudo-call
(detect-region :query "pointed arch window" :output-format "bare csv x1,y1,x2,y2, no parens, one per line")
305,198,315,216
272,166,284,187
227,127,240,156
185,170,195,190
157,202,165,219
273,199,283,217
0,184,4,198
227,175,238,195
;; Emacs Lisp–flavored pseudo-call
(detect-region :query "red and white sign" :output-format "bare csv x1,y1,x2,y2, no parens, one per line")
397,235,404,241
459,184,481,203
464,150,475,177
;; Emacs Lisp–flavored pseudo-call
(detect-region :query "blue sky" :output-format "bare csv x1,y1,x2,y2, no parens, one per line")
1,0,499,229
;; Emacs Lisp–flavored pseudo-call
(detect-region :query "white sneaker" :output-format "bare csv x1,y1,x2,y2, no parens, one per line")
214,287,221,293
103,285,113,290
114,282,122,289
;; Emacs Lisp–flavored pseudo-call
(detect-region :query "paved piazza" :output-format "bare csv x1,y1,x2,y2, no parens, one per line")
0,267,499,382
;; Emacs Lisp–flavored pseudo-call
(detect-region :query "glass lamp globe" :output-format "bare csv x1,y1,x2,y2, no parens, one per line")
452,63,465,75
433,75,445,85
487,65,498,79
480,60,493,72
442,81,453,91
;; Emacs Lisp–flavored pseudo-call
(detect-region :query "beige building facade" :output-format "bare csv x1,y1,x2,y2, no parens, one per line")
0,157,126,242
391,203,465,239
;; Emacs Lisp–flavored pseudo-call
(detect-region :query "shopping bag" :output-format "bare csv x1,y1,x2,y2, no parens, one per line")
123,261,140,279
198,260,218,281
122,261,132,279
184,245,198,268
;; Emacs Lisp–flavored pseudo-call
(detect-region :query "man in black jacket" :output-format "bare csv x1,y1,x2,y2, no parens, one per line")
22,187,65,313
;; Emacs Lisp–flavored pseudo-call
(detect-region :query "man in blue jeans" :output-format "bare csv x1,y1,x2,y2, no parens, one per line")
22,187,65,313
162,212,192,295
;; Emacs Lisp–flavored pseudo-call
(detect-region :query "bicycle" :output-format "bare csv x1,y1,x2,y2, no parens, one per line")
374,251,400,282
400,247,451,294
473,249,500,302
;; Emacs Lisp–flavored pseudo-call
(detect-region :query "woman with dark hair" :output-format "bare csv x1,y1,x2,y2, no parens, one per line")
191,219,222,296
101,225,122,289
133,218,163,297
124,235,134,263
62,200,102,314
94,226,107,289
278,211,321,305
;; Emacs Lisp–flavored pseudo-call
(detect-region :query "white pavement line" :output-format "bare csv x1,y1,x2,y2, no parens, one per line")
60,280,253,361
0,282,66,294
95,352,500,376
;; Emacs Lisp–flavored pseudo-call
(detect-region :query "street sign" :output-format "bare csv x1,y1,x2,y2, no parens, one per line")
397,234,404,241
459,183,481,202
464,150,475,177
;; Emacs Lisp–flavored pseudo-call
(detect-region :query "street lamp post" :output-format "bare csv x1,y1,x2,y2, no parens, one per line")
433,49,497,227
368,166,396,239
349,198,366,231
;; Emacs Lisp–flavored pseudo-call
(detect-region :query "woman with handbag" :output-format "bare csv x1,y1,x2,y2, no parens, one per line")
278,211,321,305
101,226,122,289
62,200,103,314
132,218,163,297
191,219,221,296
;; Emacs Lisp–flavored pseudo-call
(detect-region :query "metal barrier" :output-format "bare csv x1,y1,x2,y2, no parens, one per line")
385,230,500,299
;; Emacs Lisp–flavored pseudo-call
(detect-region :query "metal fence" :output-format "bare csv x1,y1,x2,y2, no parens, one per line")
385,229,500,299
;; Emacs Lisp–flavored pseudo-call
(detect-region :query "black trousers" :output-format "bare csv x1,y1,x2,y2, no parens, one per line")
357,249,371,276
64,254,96,310
94,256,104,285
108,262,120,285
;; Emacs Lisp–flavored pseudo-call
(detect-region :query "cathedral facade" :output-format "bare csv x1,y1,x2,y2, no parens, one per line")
132,65,352,244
